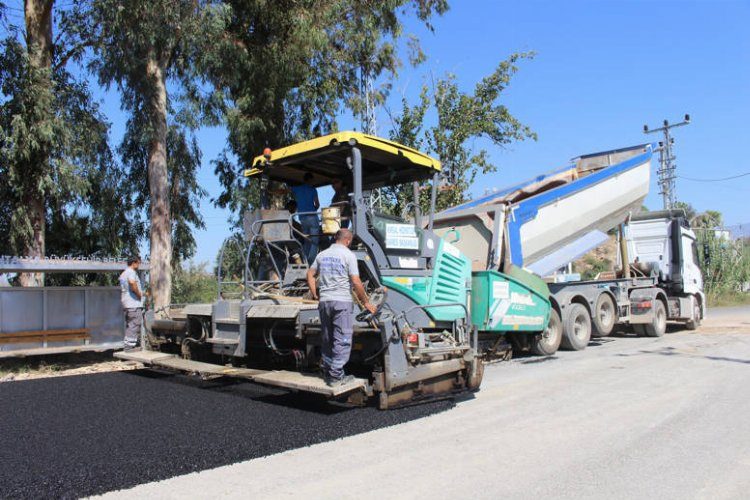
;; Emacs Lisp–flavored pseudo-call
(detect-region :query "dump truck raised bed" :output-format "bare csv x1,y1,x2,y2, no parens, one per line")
433,144,705,354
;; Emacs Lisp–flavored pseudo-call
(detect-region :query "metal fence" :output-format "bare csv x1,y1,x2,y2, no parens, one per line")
0,286,124,357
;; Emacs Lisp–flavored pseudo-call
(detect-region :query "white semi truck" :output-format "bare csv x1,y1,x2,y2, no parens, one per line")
433,144,705,355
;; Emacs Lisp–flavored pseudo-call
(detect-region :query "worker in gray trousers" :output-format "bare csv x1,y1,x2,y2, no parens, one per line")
307,228,376,387
118,256,145,349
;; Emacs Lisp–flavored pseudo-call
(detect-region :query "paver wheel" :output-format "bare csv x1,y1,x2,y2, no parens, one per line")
592,294,616,337
467,357,485,391
561,303,591,351
685,299,702,331
644,300,667,337
531,309,562,356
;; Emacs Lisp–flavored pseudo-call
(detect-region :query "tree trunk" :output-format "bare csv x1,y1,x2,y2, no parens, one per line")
18,0,54,287
146,55,172,311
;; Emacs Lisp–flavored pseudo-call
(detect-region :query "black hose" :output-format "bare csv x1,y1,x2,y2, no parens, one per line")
363,341,390,362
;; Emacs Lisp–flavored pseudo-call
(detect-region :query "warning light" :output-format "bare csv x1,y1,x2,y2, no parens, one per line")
263,148,272,160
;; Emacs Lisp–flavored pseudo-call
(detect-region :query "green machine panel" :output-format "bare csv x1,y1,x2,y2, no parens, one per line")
471,268,551,333
382,239,471,322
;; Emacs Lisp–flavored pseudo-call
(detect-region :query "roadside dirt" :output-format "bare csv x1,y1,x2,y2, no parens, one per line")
0,351,141,383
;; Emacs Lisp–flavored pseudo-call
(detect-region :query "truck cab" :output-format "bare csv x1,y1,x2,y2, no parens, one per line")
628,210,705,327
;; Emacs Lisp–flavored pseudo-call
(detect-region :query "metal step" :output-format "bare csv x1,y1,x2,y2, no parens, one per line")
113,350,368,397
214,317,241,325
206,337,239,346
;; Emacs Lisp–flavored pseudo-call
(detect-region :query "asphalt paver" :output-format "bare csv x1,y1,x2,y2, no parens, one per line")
0,369,453,498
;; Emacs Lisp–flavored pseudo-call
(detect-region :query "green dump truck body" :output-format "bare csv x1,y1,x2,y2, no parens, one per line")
471,268,551,332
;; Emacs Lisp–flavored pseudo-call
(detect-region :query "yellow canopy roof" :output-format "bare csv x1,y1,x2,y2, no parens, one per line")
244,131,441,189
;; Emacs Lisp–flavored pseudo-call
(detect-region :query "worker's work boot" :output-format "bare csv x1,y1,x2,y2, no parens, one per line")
326,374,355,387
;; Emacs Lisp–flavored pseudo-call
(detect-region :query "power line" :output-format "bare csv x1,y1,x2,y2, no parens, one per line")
678,171,750,182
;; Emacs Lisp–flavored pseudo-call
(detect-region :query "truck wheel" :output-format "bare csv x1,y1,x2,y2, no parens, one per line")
592,294,616,337
685,300,702,331
561,303,591,350
531,309,562,356
644,300,667,337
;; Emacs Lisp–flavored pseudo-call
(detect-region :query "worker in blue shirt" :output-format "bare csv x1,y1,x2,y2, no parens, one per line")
291,172,320,263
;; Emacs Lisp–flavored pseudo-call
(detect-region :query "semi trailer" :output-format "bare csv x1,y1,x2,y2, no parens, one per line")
433,144,705,355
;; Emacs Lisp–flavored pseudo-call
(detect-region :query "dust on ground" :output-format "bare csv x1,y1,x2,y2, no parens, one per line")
0,351,141,383
698,306,750,334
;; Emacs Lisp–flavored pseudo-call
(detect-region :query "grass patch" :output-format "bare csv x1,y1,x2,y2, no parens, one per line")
707,291,750,308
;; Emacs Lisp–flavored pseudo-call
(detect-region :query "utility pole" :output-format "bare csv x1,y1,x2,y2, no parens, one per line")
362,67,377,137
643,114,690,210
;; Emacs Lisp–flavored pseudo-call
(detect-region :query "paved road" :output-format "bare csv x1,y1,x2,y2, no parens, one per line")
0,371,451,498
101,329,750,500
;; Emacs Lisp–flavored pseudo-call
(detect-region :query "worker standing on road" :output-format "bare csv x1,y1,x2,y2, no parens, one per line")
119,256,144,349
291,172,320,263
306,229,377,387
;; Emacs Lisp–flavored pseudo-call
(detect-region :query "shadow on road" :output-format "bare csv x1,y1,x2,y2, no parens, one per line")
614,345,750,365
122,368,356,414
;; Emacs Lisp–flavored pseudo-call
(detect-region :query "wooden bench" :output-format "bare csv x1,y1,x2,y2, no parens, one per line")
0,329,91,345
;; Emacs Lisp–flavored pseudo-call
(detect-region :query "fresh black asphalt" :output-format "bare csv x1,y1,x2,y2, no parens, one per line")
0,370,453,499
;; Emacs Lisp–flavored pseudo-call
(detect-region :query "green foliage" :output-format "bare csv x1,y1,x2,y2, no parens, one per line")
696,227,750,302
213,233,249,297
388,53,537,213
211,0,448,222
89,0,229,264
172,261,218,304
0,11,140,259
580,255,612,281
693,210,723,229
673,201,695,220
214,233,246,278
117,114,208,262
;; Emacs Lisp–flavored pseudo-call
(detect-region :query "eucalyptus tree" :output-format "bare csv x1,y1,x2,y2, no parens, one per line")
90,0,227,309
0,1,135,285
388,53,537,213
211,0,449,222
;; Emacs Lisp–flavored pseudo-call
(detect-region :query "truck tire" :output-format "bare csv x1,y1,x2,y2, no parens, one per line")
685,300,702,331
531,309,562,356
561,303,591,350
644,300,667,337
592,294,616,337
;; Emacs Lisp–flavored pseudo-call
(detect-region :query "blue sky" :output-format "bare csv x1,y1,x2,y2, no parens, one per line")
10,0,748,264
